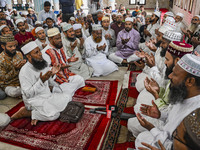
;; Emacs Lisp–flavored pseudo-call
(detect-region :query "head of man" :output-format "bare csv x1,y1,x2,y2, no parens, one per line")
189,16,200,32
35,21,42,28
69,17,75,25
0,12,6,19
155,31,163,47
28,8,33,14
105,7,110,13
124,18,133,32
48,28,63,49
112,13,117,23
1,26,13,35
87,14,93,23
116,14,123,24
102,17,110,29
46,17,54,28
36,27,46,41
16,19,26,32
22,42,47,70
150,12,160,24
63,24,76,42
140,5,144,11
175,13,184,23
120,6,125,14
0,35,17,57
73,24,83,38
77,16,85,26
92,25,102,43
97,10,104,21
0,19,7,26
44,1,51,13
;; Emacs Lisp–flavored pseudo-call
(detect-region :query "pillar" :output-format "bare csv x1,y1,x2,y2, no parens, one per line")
53,0,60,11
108,0,115,10
7,0,12,8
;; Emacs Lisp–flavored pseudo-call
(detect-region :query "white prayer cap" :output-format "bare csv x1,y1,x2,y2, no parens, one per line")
92,24,102,31
102,16,110,21
194,15,200,20
0,113,11,127
153,11,161,18
21,41,39,55
13,9,17,11
159,17,176,34
163,30,182,42
112,12,117,15
21,17,26,21
63,23,73,32
117,13,123,16
97,9,103,13
60,22,67,28
165,11,174,17
47,28,60,37
70,17,75,21
73,24,82,30
176,13,184,18
35,21,42,25
21,11,28,16
0,25,8,32
177,54,200,77
35,27,44,33
28,8,33,11
15,19,24,25
125,17,133,22
105,13,110,16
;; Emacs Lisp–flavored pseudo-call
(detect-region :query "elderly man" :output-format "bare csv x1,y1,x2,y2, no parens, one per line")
162,11,174,25
0,41,74,127
62,24,93,79
111,13,125,37
84,24,118,77
73,23,87,42
175,13,184,33
35,27,50,50
42,28,85,94
135,54,200,150
0,35,26,98
14,19,35,48
109,17,140,64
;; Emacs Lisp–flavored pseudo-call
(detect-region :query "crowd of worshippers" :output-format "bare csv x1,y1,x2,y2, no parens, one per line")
0,1,200,149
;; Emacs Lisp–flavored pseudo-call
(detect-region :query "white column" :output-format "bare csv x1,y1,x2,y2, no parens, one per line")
108,0,115,10
7,0,12,8
53,0,60,11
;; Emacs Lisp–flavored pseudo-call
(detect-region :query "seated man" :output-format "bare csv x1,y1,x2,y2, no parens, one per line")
84,24,118,77
35,27,50,50
42,28,85,95
62,24,93,79
0,41,74,127
174,13,185,33
109,17,141,64
0,25,13,35
0,35,26,98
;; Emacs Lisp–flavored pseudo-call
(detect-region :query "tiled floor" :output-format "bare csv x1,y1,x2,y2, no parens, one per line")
0,67,128,150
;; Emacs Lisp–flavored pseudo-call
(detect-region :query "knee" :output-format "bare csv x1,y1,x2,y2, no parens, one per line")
0,90,6,100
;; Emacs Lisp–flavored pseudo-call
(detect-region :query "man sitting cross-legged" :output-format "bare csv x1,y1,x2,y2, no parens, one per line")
0,41,74,127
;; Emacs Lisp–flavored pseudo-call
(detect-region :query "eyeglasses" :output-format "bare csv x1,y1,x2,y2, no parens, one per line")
192,19,199,21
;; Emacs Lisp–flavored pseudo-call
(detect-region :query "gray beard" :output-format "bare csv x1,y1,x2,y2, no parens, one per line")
189,24,198,32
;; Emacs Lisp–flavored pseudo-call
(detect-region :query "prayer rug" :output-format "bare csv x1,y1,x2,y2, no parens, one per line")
128,71,141,98
0,102,111,150
73,80,118,106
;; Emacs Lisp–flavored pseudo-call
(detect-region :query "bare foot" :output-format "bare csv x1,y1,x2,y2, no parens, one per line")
11,106,31,120
31,119,38,126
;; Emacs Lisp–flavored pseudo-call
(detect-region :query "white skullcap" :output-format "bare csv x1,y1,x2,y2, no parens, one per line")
194,15,200,20
165,11,174,17
60,22,67,28
97,9,103,13
0,25,8,32
125,17,133,22
21,41,39,55
102,16,110,21
63,23,73,32
35,21,42,25
47,28,60,37
73,24,82,30
117,13,123,16
15,19,24,25
176,13,184,18
154,11,161,18
70,17,75,21
21,11,28,16
92,24,102,31
163,30,182,42
159,17,176,34
35,27,44,33
112,12,117,15
13,9,16,11
21,17,26,21
105,13,110,16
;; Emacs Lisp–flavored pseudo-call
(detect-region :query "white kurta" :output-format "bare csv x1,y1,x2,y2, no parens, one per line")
146,23,161,42
35,37,50,50
19,62,72,121
84,36,118,77
62,37,94,80
135,95,200,150
176,22,184,34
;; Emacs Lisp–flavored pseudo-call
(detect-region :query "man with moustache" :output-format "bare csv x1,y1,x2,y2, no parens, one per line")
111,13,125,38
42,28,85,95
128,40,193,139
62,24,93,79
0,35,26,98
0,41,74,127
174,13,185,34
35,27,50,50
134,54,200,150
84,24,118,77
73,23,87,44
109,17,141,64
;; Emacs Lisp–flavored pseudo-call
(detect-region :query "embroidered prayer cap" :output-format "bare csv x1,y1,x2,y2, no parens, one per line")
35,27,44,33
165,11,174,17
63,23,73,32
125,17,133,22
92,24,102,31
153,11,161,18
159,17,177,34
176,13,184,18
0,34,15,43
177,54,200,77
102,16,110,21
35,21,42,25
183,108,200,148
47,27,60,37
21,41,39,55
0,25,8,32
70,17,75,21
168,41,193,58
73,23,82,30
163,30,182,42
15,19,24,25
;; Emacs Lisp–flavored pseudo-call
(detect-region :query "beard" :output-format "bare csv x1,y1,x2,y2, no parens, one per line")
155,40,162,48
125,27,131,32
169,80,187,105
165,63,174,79
160,46,168,57
149,19,154,23
67,36,76,42
32,57,47,70
5,48,16,57
189,23,198,32
76,34,83,38
93,36,102,43
117,20,121,24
